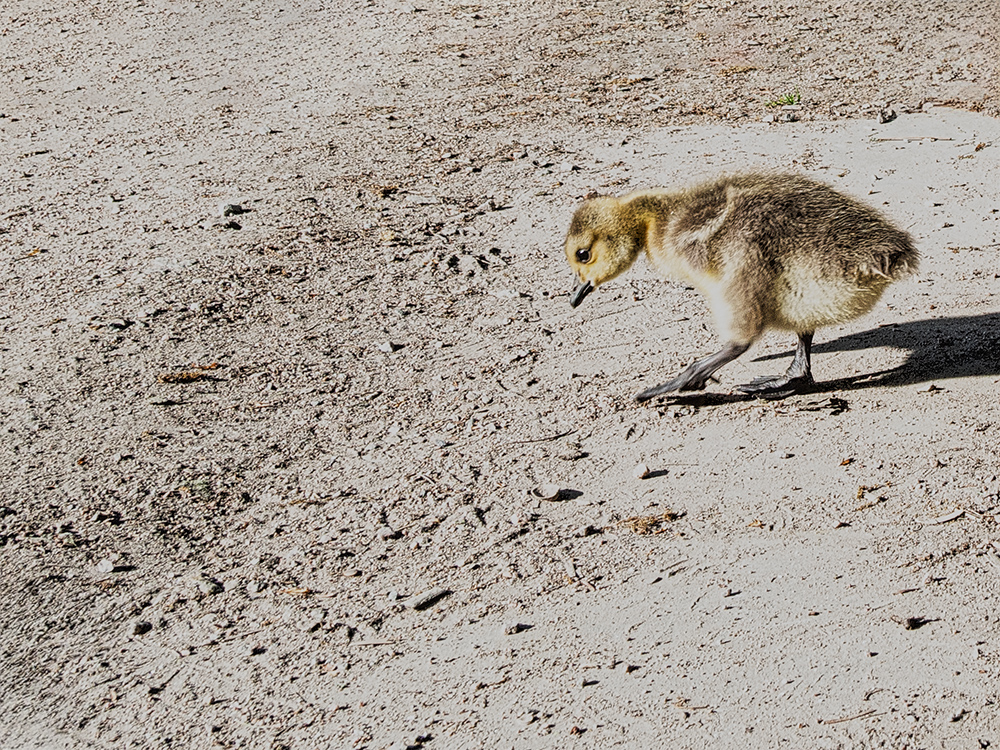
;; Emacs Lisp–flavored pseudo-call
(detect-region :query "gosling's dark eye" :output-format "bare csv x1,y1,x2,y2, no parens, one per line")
575,248,591,264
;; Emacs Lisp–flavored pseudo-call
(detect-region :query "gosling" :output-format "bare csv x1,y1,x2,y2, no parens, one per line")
564,173,919,401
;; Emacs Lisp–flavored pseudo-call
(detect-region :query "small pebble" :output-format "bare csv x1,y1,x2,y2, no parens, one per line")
196,576,224,596
220,203,246,217
132,620,153,636
504,621,533,635
557,442,586,461
529,484,560,501
297,608,326,633
509,509,536,525
518,711,540,726
404,587,450,610
632,463,650,479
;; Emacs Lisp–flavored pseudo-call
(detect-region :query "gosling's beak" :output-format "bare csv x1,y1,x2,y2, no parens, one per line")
569,280,593,308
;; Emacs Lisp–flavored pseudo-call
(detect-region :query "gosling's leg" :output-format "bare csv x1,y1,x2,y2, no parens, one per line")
635,341,751,403
736,331,814,399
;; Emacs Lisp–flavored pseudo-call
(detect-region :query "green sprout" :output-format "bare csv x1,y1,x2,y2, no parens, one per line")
765,90,802,108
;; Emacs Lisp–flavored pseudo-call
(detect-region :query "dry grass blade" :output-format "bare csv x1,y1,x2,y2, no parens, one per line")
820,708,880,724
616,510,679,535
157,371,210,384
157,364,221,384
917,509,964,525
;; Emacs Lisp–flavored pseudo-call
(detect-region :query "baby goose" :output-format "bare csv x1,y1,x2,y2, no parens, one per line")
564,173,919,400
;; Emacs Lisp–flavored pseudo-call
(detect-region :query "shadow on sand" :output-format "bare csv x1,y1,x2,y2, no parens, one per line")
647,312,1000,407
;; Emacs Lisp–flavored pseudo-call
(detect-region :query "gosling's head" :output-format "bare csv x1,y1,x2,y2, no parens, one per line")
564,196,643,307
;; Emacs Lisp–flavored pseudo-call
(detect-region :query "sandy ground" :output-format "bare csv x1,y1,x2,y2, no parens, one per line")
2,1,1000,748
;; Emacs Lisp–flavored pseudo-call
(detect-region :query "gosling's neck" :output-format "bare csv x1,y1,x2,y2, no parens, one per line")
619,191,681,255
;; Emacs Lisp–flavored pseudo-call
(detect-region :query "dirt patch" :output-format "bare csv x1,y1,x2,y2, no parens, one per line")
2,1,999,748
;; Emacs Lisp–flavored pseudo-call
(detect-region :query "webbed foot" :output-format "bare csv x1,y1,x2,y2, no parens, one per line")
634,341,751,403
634,370,711,403
735,331,816,400
735,373,814,400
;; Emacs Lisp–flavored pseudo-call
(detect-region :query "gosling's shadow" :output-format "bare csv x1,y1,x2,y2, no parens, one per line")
760,312,1000,391
655,312,1000,406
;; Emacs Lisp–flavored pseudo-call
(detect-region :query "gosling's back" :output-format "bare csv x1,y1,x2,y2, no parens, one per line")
647,173,919,334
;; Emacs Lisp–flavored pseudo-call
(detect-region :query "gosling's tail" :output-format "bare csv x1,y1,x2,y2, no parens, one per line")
856,231,919,281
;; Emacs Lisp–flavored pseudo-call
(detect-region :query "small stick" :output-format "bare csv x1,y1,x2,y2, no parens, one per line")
663,558,689,574
190,628,265,649
871,136,954,142
574,304,643,323
508,429,576,445
820,709,879,725
404,587,451,610
0,208,31,222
